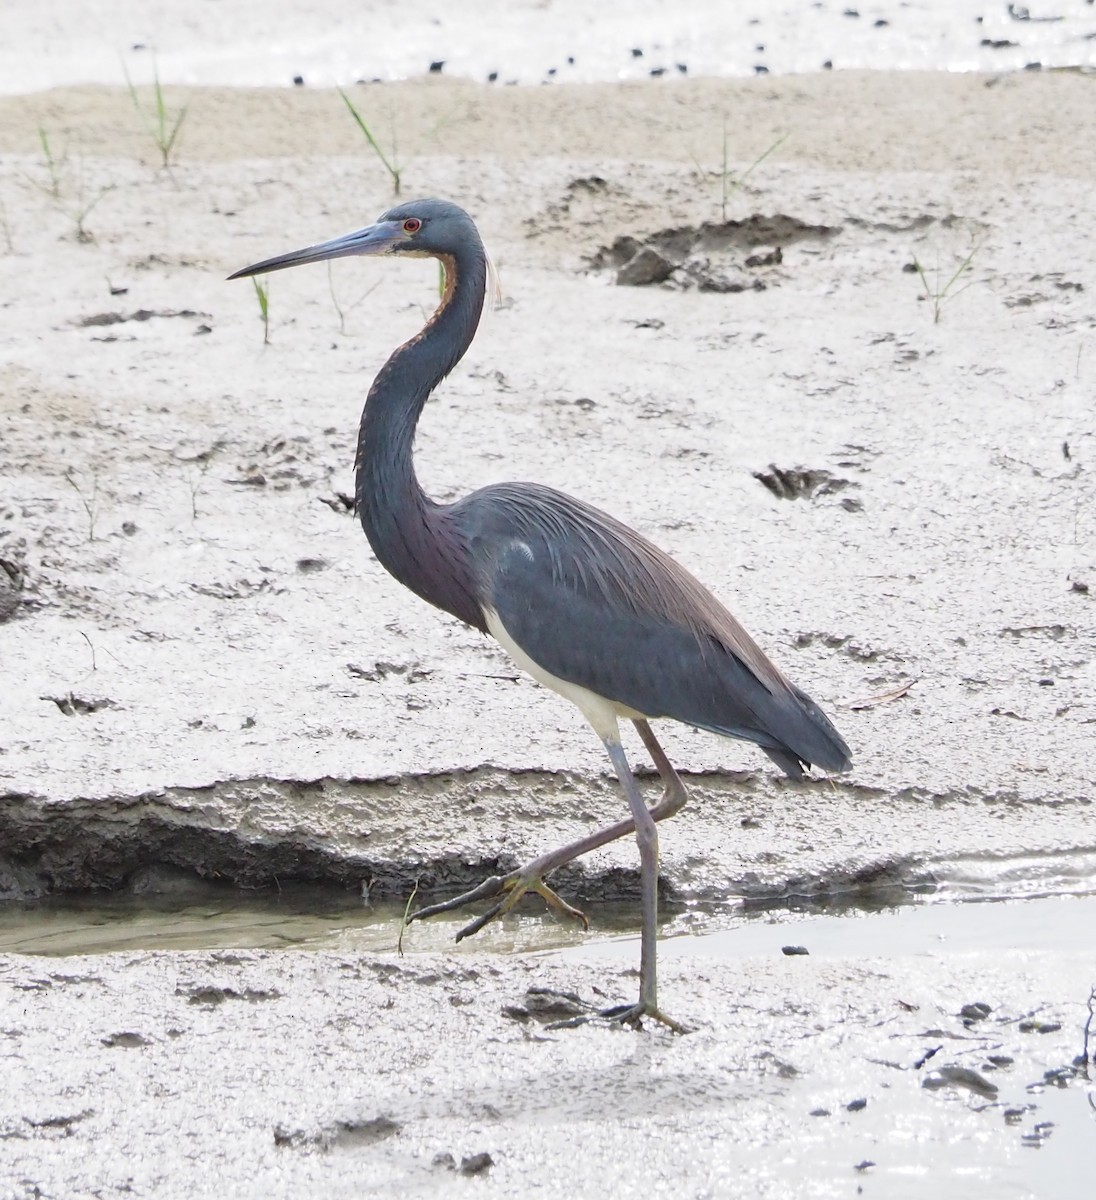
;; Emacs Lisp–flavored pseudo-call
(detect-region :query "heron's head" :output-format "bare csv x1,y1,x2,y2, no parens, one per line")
228,198,481,280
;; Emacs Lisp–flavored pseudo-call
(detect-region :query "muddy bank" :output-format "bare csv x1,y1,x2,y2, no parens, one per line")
1,767,1093,911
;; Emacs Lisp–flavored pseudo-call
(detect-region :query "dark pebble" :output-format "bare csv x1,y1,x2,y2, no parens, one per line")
631,47,643,58
754,65,769,74
846,1098,868,1112
460,1153,494,1176
782,945,809,956
922,1066,999,1098
487,71,498,83
1019,1019,1062,1033
292,74,304,86
429,60,445,73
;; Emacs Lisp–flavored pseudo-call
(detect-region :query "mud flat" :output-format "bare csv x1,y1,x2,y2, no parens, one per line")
0,67,1094,1197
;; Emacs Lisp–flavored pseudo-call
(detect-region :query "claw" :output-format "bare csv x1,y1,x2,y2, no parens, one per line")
530,880,589,930
406,871,588,941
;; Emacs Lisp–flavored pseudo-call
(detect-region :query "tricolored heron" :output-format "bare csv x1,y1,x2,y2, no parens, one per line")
230,198,851,1029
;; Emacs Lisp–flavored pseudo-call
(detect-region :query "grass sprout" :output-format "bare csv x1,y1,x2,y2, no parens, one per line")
252,277,271,345
36,127,66,199
30,131,113,242
125,61,189,170
911,242,982,324
70,180,113,243
63,468,100,541
338,88,401,194
720,128,788,222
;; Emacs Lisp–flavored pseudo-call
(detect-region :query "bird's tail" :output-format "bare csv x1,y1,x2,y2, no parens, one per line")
760,682,851,777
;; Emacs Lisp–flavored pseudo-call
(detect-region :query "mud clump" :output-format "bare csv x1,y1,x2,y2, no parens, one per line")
592,214,839,290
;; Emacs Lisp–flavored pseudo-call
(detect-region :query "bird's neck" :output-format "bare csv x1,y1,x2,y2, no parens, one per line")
355,249,487,631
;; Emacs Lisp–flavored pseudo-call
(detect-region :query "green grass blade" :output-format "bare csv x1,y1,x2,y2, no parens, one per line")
337,88,400,193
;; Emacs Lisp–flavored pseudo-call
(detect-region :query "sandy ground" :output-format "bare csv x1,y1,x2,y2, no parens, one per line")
0,68,1094,1197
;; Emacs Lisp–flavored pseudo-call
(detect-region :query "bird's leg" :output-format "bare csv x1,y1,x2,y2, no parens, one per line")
407,721,691,940
632,718,689,817
587,737,684,1033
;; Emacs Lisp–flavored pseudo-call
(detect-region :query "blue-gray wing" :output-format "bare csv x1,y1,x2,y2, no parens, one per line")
454,483,850,776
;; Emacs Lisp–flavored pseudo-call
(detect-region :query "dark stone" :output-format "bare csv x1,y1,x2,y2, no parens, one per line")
460,1152,494,1176
616,247,676,287
922,1066,999,1098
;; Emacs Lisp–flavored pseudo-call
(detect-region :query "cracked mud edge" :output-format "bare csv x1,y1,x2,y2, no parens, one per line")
4,771,1089,908
0,768,932,905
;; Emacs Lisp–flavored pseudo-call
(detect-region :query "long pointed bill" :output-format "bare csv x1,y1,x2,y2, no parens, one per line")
227,219,405,280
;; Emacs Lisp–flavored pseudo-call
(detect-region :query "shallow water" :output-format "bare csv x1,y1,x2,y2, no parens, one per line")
4,879,1096,962
2,883,1093,1195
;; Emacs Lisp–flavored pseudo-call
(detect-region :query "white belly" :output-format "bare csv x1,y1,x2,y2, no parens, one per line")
484,607,649,743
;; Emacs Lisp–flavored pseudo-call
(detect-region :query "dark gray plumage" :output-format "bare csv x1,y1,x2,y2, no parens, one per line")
230,198,850,1029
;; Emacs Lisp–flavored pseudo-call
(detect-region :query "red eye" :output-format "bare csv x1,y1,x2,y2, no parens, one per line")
403,218,421,233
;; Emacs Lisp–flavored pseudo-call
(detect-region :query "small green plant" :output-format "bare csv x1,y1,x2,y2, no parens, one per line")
36,127,65,199
125,62,189,170
718,128,788,222
63,468,100,541
29,128,113,241
69,178,113,243
911,242,982,324
185,457,211,520
338,87,401,194
252,277,271,344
